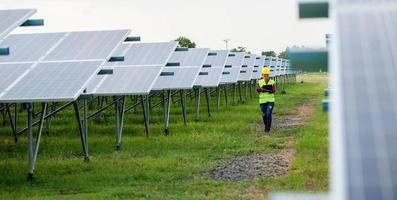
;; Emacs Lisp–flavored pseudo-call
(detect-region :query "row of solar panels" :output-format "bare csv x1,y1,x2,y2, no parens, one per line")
0,9,297,105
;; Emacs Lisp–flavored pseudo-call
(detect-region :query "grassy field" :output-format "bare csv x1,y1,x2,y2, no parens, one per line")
0,73,328,199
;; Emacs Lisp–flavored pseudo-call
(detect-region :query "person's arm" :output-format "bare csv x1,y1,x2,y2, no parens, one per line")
269,84,276,93
256,84,264,93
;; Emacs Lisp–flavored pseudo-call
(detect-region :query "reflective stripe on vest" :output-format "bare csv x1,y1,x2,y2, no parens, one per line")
258,79,275,104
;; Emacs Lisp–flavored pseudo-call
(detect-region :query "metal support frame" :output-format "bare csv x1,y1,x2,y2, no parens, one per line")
238,82,243,103
216,86,221,111
205,88,211,117
163,90,172,135
6,104,17,142
73,101,89,162
27,102,47,181
46,102,57,134
141,95,150,137
17,101,74,136
114,96,126,150
233,83,237,105
223,84,229,107
248,81,252,99
195,87,201,120
180,90,187,125
244,81,248,100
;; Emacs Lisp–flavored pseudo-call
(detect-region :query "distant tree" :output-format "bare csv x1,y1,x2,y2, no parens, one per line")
175,36,196,48
231,46,249,53
278,49,288,59
261,51,277,57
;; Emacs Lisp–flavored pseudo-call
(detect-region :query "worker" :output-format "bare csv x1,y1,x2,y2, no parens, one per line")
256,67,276,132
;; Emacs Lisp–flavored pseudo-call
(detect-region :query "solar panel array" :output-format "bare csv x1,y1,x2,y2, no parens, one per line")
0,9,36,40
331,3,397,200
238,54,256,81
221,52,245,83
153,48,209,90
0,8,300,182
251,56,265,79
194,50,228,87
87,42,177,95
0,30,130,102
110,42,177,66
167,48,209,67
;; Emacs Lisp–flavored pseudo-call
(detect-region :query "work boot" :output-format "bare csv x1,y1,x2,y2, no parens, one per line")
265,127,270,132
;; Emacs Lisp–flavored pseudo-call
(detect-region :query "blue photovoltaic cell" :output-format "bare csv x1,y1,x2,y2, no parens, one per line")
0,61,102,102
167,48,209,67
0,32,66,62
113,42,177,67
0,30,130,102
87,66,162,95
44,30,130,61
0,9,36,40
332,4,397,200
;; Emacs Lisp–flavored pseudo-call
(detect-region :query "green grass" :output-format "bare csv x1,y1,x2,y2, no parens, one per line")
0,74,328,199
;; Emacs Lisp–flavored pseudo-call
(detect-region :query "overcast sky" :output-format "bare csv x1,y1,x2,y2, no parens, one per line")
3,0,331,54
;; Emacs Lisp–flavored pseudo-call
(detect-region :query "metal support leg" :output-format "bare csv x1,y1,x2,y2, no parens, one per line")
27,103,33,181
114,96,120,149
238,82,243,103
244,82,247,101
224,85,228,107
232,83,236,105
180,90,187,126
46,102,56,134
195,87,200,121
141,95,149,137
216,86,221,112
249,81,252,99
163,90,171,135
6,105,17,143
73,101,89,162
205,88,211,117
115,96,126,150
282,75,286,94
27,102,47,181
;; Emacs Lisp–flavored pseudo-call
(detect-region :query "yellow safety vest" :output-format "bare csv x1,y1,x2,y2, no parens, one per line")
258,79,276,104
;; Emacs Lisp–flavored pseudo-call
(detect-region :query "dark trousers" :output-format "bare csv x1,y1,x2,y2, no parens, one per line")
260,102,275,129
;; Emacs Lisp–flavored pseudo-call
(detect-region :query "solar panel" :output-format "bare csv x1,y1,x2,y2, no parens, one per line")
0,9,36,40
220,68,241,84
86,42,177,96
0,61,102,102
226,52,245,67
167,48,209,67
264,56,271,66
152,67,201,90
87,66,162,95
194,68,224,87
204,50,229,67
193,50,228,87
331,5,397,200
238,54,256,81
0,63,32,94
252,56,265,79
44,30,130,61
0,33,65,63
0,30,130,102
221,52,245,83
112,42,177,66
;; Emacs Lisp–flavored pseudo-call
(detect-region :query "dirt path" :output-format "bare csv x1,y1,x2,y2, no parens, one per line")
256,102,316,132
209,102,316,184
210,149,295,181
